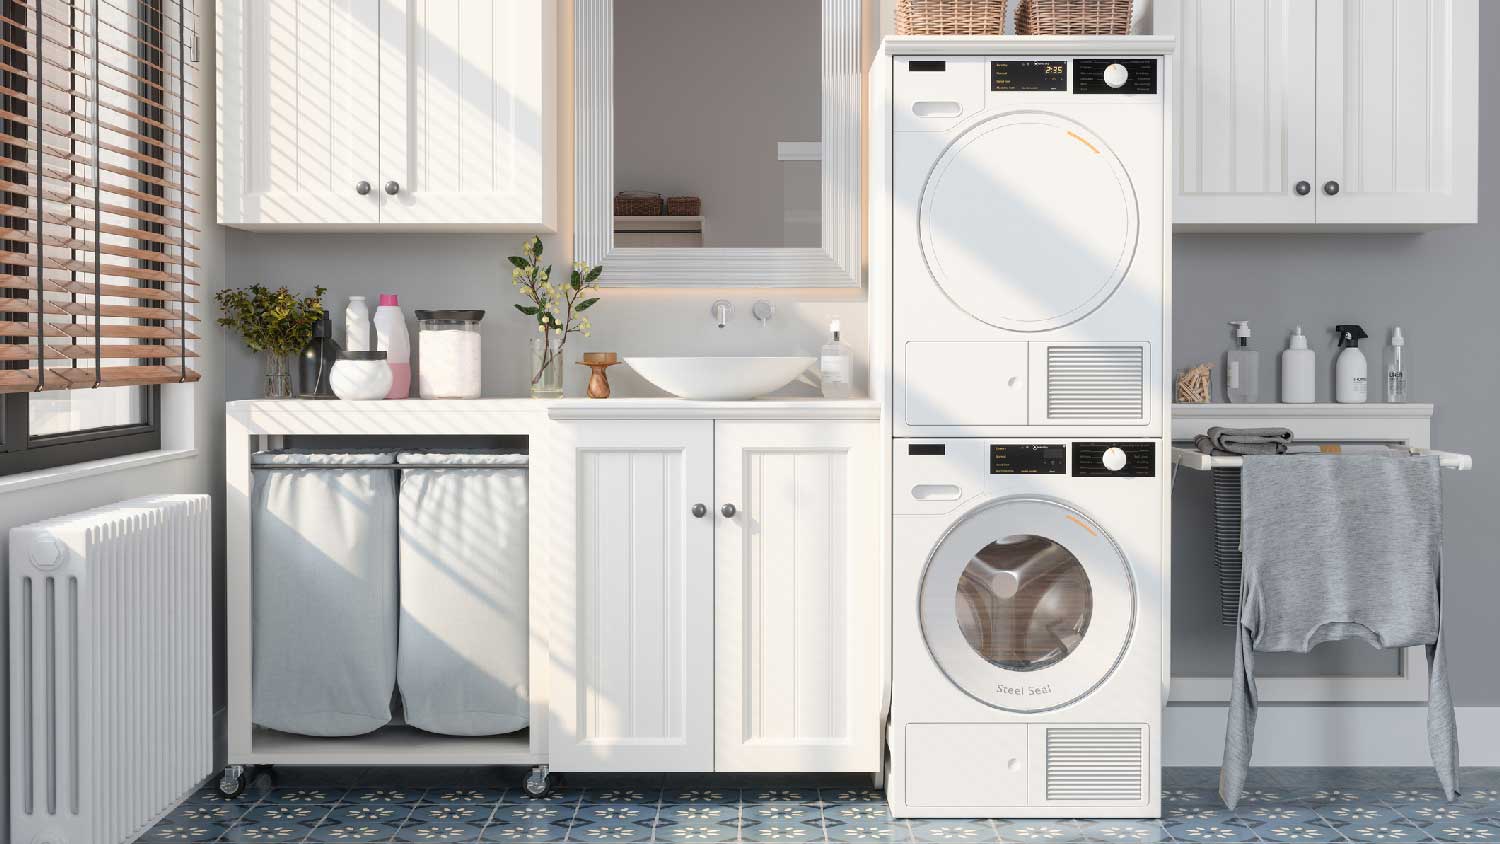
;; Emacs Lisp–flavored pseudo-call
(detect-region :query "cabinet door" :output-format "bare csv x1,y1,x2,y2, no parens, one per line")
377,0,557,229
1159,0,1318,227
217,0,382,226
550,421,715,772
1314,0,1477,225
714,421,881,772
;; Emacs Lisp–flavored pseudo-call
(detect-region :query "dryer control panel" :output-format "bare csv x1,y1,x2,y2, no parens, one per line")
1073,58,1158,95
1072,442,1156,477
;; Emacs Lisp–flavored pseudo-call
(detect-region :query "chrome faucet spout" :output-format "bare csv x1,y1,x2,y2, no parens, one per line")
711,299,734,329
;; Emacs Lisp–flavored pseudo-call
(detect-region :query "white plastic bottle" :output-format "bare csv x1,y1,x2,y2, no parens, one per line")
1386,326,1408,403
819,317,853,399
1225,321,1259,403
1334,324,1369,404
1280,325,1315,404
345,296,371,353
373,294,411,399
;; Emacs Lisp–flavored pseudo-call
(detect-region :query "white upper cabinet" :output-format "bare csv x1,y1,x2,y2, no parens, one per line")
1158,0,1476,230
219,0,557,231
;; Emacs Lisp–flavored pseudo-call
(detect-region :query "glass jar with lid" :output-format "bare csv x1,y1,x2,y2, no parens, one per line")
415,310,484,399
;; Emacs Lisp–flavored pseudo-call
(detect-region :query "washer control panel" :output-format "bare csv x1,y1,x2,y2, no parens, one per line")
1072,442,1156,477
990,443,1066,474
1073,58,1158,95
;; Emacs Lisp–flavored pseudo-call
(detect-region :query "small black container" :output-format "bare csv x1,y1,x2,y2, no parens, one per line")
298,317,342,399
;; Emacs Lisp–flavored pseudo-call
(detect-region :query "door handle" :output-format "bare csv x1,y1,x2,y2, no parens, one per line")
1294,180,1311,196
385,180,401,195
1323,180,1341,196
721,503,737,518
355,180,372,195
691,503,707,518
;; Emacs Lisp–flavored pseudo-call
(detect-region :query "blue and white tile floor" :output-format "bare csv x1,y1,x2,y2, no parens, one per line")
137,767,1500,843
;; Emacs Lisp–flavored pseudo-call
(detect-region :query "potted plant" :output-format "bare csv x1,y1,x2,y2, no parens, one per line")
509,236,602,398
216,284,328,398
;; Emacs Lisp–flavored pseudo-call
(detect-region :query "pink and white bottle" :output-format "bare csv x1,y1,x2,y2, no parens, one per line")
373,294,411,399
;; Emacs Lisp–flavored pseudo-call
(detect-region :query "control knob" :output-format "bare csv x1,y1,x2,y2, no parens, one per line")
1103,63,1130,89
1102,447,1128,472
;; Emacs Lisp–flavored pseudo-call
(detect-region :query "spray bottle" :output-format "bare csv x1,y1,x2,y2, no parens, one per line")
1334,324,1369,404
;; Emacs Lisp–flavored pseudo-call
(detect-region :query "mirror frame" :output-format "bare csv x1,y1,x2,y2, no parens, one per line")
574,0,862,287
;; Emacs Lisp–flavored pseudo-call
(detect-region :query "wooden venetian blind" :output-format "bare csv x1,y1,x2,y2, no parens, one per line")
0,0,199,393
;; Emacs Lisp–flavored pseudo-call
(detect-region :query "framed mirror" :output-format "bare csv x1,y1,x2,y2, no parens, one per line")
575,0,862,287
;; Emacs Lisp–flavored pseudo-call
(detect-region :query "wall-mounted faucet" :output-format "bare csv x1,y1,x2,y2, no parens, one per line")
711,299,734,329
751,300,775,326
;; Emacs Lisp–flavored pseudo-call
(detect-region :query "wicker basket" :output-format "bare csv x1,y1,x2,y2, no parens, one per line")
665,196,701,216
1015,0,1133,34
894,0,1007,35
615,191,664,216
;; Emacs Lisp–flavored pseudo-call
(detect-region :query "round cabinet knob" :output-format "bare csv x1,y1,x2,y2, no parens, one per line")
1323,180,1341,196
1102,447,1128,472
1294,180,1312,196
355,180,372,195
691,503,707,518
385,180,401,195
1103,63,1130,89
721,503,737,518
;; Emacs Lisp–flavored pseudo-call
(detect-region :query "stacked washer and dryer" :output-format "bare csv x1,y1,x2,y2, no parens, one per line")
871,37,1174,819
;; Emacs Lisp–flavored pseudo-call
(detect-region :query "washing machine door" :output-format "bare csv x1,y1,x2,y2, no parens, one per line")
919,111,1139,332
919,496,1135,713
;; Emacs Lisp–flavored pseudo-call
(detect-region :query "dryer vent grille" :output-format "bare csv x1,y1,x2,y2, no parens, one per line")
1044,727,1145,802
1045,346,1145,421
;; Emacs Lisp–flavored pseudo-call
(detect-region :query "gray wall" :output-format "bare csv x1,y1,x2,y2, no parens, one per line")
1170,3,1499,704
614,0,821,247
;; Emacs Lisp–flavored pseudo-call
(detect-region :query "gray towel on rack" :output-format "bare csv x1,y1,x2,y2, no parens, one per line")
1220,454,1457,808
1195,426,1294,456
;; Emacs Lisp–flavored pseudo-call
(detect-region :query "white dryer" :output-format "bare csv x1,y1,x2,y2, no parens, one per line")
887,438,1166,818
890,45,1170,436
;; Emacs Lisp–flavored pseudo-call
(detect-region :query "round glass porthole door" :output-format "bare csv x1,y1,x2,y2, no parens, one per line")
920,497,1135,712
918,112,1139,332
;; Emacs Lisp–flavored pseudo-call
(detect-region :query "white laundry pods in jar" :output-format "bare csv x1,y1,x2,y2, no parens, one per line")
416,310,484,399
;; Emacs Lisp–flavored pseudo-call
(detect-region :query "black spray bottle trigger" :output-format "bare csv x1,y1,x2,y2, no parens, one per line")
1335,324,1368,347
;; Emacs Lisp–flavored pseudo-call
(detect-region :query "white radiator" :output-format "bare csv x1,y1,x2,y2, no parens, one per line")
9,494,213,844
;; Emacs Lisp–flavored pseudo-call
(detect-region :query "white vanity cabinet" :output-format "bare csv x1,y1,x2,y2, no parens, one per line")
548,409,882,773
1159,0,1476,230
218,0,556,230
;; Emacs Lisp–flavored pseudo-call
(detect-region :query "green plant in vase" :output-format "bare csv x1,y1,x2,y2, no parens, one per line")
216,284,328,399
509,236,602,398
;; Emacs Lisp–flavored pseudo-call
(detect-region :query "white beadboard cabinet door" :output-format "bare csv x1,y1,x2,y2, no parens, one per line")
1157,0,1318,227
713,421,881,772
550,421,715,772
218,0,382,226
1313,0,1477,226
377,0,557,230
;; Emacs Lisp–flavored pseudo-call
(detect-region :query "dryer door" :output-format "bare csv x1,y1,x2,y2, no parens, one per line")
919,496,1135,712
918,112,1139,332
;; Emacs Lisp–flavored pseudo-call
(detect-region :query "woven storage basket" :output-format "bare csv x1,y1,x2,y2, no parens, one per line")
1015,0,1133,34
894,0,1007,35
665,196,701,216
615,191,664,216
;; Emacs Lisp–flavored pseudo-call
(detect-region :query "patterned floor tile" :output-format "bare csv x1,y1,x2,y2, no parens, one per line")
990,819,1080,842
1316,804,1408,829
221,818,319,842
822,817,913,843
1163,819,1260,842
582,787,661,805
908,819,1000,843
1401,819,1500,842
169,802,254,825
346,786,428,806
392,818,488,842
135,818,233,843
307,818,406,842
664,788,741,805
181,781,264,807
742,801,823,825
480,822,571,842
655,821,742,841
1254,819,1344,842
492,802,575,825
659,802,738,824
266,786,348,805
422,787,508,806
823,788,890,805
1074,819,1172,842
1326,821,1427,843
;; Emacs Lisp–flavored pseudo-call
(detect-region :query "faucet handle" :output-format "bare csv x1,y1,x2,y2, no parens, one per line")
710,299,734,328
751,300,775,325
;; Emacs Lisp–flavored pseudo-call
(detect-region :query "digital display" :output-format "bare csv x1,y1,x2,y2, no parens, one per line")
991,444,1067,475
991,60,1068,92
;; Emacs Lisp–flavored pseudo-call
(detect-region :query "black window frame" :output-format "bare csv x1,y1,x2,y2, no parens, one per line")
0,0,174,477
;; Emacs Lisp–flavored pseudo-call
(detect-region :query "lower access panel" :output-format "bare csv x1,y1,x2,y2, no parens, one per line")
905,723,1028,807
905,341,1027,427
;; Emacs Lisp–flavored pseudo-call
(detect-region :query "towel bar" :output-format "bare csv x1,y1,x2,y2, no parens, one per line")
1172,446,1473,472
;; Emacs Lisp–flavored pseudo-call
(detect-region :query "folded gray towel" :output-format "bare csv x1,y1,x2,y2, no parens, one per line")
1195,426,1294,456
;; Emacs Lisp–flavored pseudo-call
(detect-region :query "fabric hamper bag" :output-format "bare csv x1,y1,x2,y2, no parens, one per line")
251,450,399,736
397,452,530,735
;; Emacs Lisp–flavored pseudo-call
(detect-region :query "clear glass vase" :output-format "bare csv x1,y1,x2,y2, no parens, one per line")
263,351,294,399
530,336,564,399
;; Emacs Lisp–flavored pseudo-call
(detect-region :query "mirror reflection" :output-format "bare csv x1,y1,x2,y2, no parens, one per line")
613,0,822,249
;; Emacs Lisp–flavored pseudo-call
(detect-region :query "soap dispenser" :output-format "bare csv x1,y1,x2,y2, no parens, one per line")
1225,320,1259,403
1280,326,1315,404
1334,324,1369,403
820,317,853,399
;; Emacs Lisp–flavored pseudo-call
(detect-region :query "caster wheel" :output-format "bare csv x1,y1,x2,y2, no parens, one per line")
216,765,248,799
524,766,560,798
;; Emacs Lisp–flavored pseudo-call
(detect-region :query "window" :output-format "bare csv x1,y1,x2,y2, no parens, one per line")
0,0,198,476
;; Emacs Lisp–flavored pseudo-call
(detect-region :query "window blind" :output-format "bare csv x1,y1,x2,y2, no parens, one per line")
0,0,198,393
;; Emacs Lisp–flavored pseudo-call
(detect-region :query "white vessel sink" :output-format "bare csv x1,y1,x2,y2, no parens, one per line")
625,356,816,401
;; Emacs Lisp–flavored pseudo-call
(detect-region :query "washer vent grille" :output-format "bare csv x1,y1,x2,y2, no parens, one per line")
1046,346,1145,421
1045,727,1145,802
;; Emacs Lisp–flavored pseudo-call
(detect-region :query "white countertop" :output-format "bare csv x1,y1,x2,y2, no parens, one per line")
226,397,880,428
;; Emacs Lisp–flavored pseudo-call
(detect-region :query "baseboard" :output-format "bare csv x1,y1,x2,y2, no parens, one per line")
1164,705,1500,766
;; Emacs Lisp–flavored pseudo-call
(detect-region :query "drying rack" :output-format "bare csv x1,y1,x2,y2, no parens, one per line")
1172,446,1474,472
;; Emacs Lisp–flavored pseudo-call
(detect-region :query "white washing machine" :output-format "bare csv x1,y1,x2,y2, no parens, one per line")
887,438,1165,818
890,44,1170,437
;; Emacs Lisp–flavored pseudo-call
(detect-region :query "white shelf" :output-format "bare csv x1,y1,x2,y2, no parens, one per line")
1173,402,1434,419
248,726,538,766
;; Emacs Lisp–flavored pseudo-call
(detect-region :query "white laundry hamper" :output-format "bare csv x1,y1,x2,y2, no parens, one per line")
251,450,399,736
397,451,530,736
